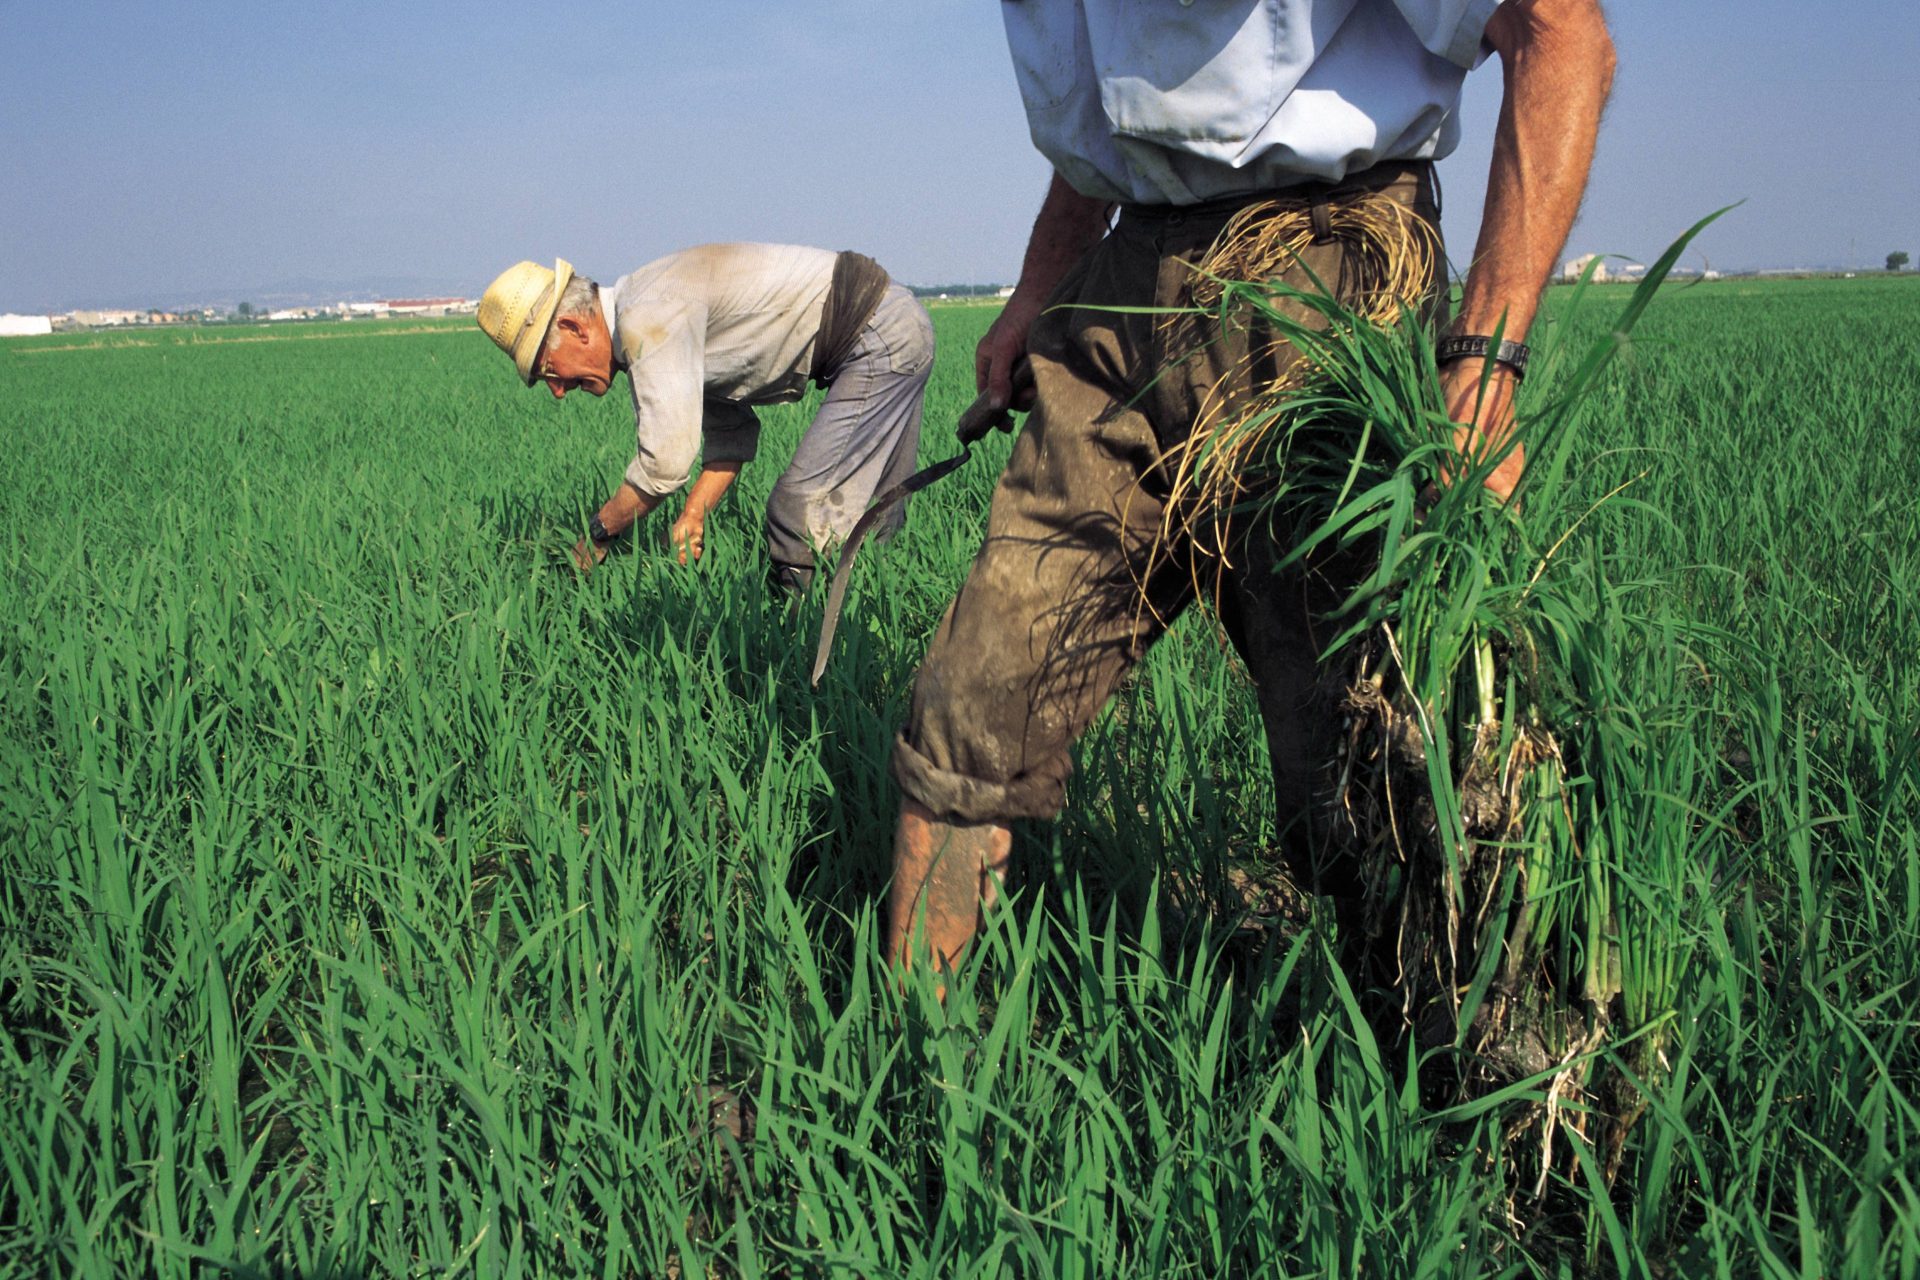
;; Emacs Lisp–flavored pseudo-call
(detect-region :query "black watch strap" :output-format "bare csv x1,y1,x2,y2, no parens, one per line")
588,513,616,546
1436,334,1530,379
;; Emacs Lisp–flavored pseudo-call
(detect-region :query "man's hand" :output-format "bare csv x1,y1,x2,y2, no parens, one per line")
977,172,1113,410
568,484,663,576
668,509,705,564
1439,358,1524,502
570,535,609,573
975,291,1046,413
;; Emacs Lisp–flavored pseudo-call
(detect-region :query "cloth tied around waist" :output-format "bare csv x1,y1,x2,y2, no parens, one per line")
809,251,893,388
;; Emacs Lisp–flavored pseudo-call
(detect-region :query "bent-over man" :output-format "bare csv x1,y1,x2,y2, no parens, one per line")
886,0,1616,974
477,243,934,592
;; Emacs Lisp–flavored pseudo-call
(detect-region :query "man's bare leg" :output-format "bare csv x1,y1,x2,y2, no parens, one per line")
886,799,1013,979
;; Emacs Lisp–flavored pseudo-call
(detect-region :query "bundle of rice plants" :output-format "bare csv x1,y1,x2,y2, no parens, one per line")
1156,212,1722,1191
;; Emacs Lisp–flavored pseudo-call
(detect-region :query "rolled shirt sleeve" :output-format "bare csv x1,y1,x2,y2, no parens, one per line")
618,299,707,497
1391,0,1505,69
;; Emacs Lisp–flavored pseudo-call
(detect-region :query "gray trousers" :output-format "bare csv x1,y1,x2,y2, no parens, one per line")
764,283,934,573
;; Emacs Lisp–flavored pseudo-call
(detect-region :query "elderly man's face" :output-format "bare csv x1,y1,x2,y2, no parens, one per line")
537,312,614,399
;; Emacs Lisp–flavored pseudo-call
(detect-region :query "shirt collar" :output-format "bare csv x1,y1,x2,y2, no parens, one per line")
597,279,627,370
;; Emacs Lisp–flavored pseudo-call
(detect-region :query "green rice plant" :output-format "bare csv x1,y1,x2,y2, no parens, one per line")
1169,216,1730,1190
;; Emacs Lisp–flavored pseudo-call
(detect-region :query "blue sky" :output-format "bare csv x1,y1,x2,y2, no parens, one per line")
2,1,1915,312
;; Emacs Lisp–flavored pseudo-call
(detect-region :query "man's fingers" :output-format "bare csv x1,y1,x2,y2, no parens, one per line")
1009,357,1037,412
975,320,1029,409
986,363,1012,411
981,337,1016,409
669,519,704,566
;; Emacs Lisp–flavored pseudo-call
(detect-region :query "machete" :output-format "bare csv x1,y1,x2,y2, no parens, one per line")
810,361,1032,686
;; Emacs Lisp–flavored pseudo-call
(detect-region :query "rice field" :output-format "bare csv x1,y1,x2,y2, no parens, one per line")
2,275,1917,1277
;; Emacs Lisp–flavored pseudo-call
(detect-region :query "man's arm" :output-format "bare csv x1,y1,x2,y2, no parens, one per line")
576,304,713,571
977,172,1113,410
667,461,741,564
1444,0,1616,500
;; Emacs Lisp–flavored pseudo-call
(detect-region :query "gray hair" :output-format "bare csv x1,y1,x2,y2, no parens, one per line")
555,274,600,321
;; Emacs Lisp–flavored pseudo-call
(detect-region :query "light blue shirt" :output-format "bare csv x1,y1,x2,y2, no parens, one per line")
1003,0,1503,205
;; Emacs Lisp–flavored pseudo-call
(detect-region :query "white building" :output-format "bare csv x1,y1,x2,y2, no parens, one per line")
71,309,143,327
1562,253,1608,283
0,314,53,337
383,297,476,317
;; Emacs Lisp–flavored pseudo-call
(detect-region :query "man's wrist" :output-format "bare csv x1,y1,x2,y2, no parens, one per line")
588,512,617,546
1439,355,1521,386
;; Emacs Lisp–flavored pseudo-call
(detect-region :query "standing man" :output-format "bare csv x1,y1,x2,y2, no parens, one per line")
477,244,935,592
886,1,1615,973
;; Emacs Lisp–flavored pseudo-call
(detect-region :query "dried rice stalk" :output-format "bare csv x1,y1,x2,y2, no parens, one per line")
1138,189,1442,600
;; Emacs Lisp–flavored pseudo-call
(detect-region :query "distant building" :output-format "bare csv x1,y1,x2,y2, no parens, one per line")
383,297,477,317
1562,253,1608,283
0,313,53,337
71,309,144,327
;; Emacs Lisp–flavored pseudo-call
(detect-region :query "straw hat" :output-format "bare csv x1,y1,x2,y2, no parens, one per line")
476,258,574,384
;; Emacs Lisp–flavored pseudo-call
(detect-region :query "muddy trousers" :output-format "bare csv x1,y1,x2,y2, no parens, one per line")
892,165,1443,886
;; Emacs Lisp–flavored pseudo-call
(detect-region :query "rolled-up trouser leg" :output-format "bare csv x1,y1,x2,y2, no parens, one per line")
765,284,934,569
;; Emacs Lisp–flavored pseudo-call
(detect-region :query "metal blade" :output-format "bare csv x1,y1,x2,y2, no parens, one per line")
809,445,973,687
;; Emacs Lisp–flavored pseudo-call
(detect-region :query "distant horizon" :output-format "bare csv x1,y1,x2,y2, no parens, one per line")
11,255,1917,320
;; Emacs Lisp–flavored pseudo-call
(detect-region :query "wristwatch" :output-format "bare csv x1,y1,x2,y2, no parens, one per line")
1436,334,1530,380
588,513,616,546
